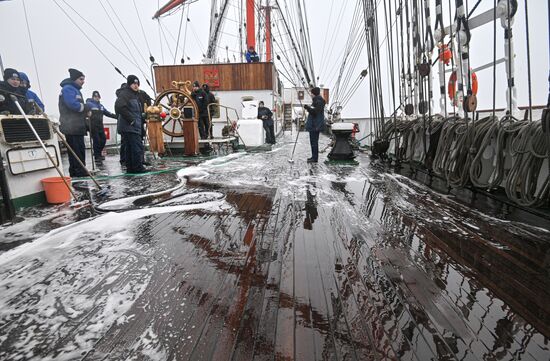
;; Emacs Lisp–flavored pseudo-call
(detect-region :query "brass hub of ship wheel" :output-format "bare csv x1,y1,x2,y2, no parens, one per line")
170,107,182,119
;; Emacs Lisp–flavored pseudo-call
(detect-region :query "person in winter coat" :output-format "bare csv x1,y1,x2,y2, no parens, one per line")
58,68,90,177
202,83,216,105
115,83,128,165
191,81,209,139
115,75,146,173
19,72,45,113
257,101,276,144
245,46,260,63
304,87,326,163
202,83,216,133
86,91,116,161
0,68,29,115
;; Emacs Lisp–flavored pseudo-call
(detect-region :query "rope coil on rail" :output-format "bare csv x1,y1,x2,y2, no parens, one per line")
377,115,549,207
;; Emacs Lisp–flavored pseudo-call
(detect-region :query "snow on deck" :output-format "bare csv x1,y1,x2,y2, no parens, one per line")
0,132,549,360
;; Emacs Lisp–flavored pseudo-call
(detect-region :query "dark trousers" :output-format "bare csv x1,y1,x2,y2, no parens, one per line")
91,128,106,158
199,116,210,139
263,121,276,144
309,131,320,161
65,135,87,177
119,134,126,164
123,132,145,173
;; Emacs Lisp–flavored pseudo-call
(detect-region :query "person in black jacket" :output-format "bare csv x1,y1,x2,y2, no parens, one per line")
202,83,216,135
304,87,326,163
86,91,116,161
191,81,209,139
257,101,275,144
115,75,146,173
0,68,29,115
58,68,90,177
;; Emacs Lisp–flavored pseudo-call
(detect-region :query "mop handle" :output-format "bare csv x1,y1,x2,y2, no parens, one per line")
11,96,78,201
33,103,102,190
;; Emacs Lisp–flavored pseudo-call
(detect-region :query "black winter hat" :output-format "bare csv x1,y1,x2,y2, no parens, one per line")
3,68,19,81
69,68,84,81
127,75,140,86
311,87,321,96
193,81,200,88
92,90,101,98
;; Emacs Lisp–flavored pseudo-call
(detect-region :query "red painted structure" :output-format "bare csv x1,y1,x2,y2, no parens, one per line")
246,0,255,49
153,0,186,19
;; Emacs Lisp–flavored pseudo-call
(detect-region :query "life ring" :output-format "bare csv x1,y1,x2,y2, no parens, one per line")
448,70,478,105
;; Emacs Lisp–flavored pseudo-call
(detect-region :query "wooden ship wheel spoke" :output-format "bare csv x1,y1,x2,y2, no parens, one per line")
153,86,198,138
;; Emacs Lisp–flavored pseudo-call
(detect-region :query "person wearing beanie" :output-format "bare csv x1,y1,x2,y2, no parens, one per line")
191,80,209,140
86,90,116,161
202,83,216,106
19,72,45,113
69,68,85,82
58,68,89,177
304,87,326,163
245,46,260,63
115,75,147,173
257,100,276,144
0,68,29,115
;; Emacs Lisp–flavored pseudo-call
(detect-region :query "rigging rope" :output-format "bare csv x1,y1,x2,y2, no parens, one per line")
132,0,153,60
104,0,150,69
174,5,186,64
52,0,126,78
21,0,43,100
523,0,533,122
99,0,145,71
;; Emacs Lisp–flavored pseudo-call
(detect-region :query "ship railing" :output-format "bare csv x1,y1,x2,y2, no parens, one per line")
207,103,240,139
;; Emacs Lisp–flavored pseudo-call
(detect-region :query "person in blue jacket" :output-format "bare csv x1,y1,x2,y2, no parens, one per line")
245,46,260,63
115,75,146,173
18,72,45,113
58,68,90,177
304,87,326,163
86,91,116,161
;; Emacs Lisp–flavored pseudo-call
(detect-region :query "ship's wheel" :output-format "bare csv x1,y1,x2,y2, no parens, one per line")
153,81,198,138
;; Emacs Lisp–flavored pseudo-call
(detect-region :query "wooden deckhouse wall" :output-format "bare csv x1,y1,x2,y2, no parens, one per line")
154,62,279,94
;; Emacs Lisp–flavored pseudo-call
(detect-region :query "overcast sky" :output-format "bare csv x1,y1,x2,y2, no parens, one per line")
0,0,548,118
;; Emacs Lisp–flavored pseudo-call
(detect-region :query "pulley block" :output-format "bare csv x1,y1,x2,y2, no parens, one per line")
418,101,429,115
464,94,478,113
418,63,430,77
405,104,414,115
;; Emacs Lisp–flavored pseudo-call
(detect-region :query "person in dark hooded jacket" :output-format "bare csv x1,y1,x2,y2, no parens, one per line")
257,101,275,144
115,83,128,165
304,87,326,163
202,83,216,135
115,75,146,173
191,81,209,139
0,68,29,115
58,68,90,177
86,90,116,161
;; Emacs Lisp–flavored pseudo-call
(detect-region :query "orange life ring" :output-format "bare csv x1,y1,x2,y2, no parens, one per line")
448,70,478,105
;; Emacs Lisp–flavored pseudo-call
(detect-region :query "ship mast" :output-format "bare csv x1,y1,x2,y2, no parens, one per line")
246,0,255,50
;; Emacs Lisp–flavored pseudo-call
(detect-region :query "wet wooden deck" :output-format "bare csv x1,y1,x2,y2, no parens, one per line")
1,134,549,360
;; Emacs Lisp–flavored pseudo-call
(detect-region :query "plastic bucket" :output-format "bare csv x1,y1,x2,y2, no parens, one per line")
41,177,72,204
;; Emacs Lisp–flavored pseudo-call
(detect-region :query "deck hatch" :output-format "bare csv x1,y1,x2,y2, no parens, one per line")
1,118,51,143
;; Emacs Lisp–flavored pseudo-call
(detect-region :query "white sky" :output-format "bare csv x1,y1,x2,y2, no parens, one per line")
0,0,548,118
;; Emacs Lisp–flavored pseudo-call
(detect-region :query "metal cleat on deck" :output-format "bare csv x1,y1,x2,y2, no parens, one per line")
327,122,357,161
